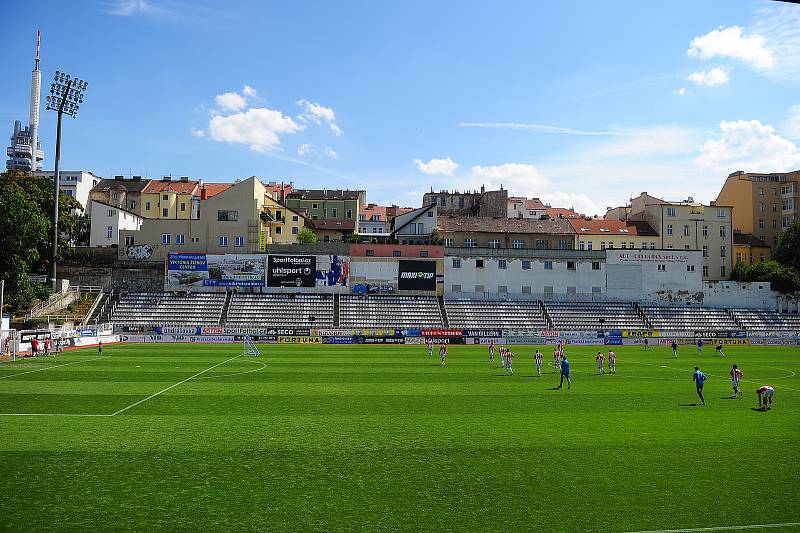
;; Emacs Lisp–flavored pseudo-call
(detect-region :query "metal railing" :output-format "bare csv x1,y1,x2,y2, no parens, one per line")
82,291,105,326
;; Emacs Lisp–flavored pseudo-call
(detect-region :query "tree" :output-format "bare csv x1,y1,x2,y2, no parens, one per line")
731,260,800,294
774,221,800,272
296,227,319,244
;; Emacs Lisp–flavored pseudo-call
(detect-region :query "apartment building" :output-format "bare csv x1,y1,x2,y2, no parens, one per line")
284,188,365,221
423,186,508,218
437,216,576,250
140,177,201,220
89,175,150,215
33,170,102,210
507,196,547,219
716,170,800,248
569,218,658,251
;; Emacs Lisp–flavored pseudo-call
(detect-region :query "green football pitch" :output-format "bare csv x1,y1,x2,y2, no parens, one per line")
1,343,799,532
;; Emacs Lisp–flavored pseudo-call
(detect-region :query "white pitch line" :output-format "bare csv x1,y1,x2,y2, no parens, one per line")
624,522,800,533
110,354,241,416
0,412,112,417
0,357,107,380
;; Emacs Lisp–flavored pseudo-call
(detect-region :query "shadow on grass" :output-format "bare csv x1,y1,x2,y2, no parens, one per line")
750,407,768,412
719,397,738,400
547,387,562,390
679,403,701,407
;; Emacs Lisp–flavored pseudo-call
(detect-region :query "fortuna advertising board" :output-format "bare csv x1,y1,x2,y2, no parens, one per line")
278,336,322,344
267,255,316,288
397,260,437,291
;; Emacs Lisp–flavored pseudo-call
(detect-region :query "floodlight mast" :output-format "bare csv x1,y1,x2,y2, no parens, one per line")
45,71,87,291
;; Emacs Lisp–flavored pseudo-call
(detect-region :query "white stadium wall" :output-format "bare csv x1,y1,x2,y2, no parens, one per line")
605,249,703,300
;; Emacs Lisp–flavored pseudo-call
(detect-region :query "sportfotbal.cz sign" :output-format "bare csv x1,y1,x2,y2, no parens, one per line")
397,260,437,291
267,255,316,288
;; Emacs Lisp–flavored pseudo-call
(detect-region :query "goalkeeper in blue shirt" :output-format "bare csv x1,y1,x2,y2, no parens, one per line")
557,356,571,390
692,366,707,406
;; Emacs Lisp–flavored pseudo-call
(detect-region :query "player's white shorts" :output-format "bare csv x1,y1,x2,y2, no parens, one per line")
762,388,774,398
731,379,740,388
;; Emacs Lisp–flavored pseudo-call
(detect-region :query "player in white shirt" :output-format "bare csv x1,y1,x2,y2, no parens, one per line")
440,344,447,366
500,345,507,371
426,338,433,357
553,348,562,373
607,350,616,374
534,350,543,376
596,351,605,375
506,350,514,375
488,341,495,362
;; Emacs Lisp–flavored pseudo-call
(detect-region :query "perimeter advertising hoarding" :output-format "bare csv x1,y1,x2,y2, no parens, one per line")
167,253,266,289
267,255,317,288
397,260,437,291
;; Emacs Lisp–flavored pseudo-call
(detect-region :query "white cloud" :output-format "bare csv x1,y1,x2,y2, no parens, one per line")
297,99,343,136
464,163,600,216
215,92,247,112
673,87,687,96
783,105,800,140
190,127,206,138
242,85,257,97
324,146,338,159
297,143,314,156
106,0,153,16
695,119,800,174
297,143,338,159
208,108,302,152
687,67,730,86
752,5,800,83
458,122,624,136
413,157,459,176
687,26,774,70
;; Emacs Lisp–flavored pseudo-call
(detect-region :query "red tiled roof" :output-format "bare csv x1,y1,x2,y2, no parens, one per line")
568,218,658,237
546,207,581,219
733,233,768,247
360,203,388,221
311,219,356,230
142,180,200,194
201,183,232,198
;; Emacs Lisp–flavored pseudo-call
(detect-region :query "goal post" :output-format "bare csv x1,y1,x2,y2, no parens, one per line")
242,336,260,357
1,329,18,362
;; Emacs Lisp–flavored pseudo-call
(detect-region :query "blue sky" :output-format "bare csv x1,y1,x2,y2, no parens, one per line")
3,0,800,214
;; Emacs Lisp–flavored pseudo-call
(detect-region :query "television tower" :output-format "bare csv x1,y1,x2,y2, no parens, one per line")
6,30,44,171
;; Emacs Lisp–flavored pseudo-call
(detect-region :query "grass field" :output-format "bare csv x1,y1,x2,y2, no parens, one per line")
1,342,799,532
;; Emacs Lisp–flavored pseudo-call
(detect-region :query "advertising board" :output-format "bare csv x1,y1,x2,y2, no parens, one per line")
267,255,316,288
397,260,437,291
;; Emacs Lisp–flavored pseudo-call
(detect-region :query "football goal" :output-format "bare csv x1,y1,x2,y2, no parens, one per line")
1,329,18,361
242,336,260,357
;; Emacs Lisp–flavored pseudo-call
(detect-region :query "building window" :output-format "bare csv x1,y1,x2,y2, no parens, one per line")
720,226,726,238
720,245,727,258
107,209,114,217
657,264,666,272
130,201,137,210
592,261,600,270
465,239,477,248
112,192,119,200
106,226,113,239
567,261,576,270
544,261,553,270
219,236,228,246
650,242,656,249
498,285,508,294
702,245,709,257
145,202,151,210
312,203,318,209
162,194,169,201
559,240,572,250
498,259,507,270
607,243,614,249
125,235,135,246
162,208,169,217
544,286,554,297
522,285,532,294
579,240,585,250
420,250,429,258
452,258,461,268
535,239,549,250
292,215,299,222
512,239,524,249
176,234,185,245
452,284,461,293
683,225,690,237
522,260,531,270
444,238,453,247
427,211,433,217
735,252,743,263
666,224,673,236
772,220,777,229
600,242,606,250
179,203,186,212
703,265,709,277
161,233,170,244
772,203,777,212
217,210,238,221
760,253,765,262
347,209,353,219
687,265,695,272
758,203,764,212
332,208,338,218
758,219,764,229
759,187,764,196
566,286,576,295
232,236,242,247
276,226,282,235
475,284,485,293
592,286,602,294
621,242,627,249
476,259,484,268
393,250,401,257
721,265,727,277
488,239,500,249
587,242,593,251
292,226,299,235
666,207,676,217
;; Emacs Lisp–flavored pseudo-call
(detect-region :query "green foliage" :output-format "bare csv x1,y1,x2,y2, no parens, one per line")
731,259,800,294
2,344,799,531
774,221,800,272
296,227,319,244
0,169,84,310
344,232,363,243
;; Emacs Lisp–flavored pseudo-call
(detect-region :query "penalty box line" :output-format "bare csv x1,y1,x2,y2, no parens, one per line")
109,354,242,416
624,521,800,532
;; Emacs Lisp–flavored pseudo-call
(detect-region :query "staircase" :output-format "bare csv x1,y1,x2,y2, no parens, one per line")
437,295,449,328
220,291,233,326
333,293,341,327
634,302,653,330
539,300,554,329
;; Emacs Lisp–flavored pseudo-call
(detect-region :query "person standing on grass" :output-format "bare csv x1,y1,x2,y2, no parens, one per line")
672,340,678,359
608,350,616,374
488,340,495,362
98,340,103,355
505,349,514,375
427,337,433,357
692,366,707,406
31,337,39,357
439,344,447,366
596,351,605,375
557,355,571,390
43,339,50,357
715,342,725,357
534,349,543,376
643,337,650,351
696,338,703,356
756,385,774,410
730,365,743,398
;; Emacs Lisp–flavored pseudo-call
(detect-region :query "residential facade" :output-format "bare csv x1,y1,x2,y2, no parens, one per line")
393,204,438,244
284,188,365,221
437,216,576,250
358,203,389,235
140,177,201,220
423,186,508,218
507,196,547,219
733,233,771,266
568,218,659,251
89,200,144,247
90,175,151,215
614,192,734,280
715,170,800,248
34,170,102,210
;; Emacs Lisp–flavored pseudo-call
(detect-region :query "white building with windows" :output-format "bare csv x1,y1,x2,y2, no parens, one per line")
34,170,102,210
89,200,144,247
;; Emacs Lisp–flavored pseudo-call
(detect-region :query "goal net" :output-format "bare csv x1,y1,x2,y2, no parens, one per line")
242,336,260,357
1,330,18,361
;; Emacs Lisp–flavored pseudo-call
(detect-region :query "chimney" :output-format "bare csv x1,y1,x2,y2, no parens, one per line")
132,176,142,182
180,176,189,182
481,185,485,193
114,175,124,181
162,176,172,182
200,188,207,200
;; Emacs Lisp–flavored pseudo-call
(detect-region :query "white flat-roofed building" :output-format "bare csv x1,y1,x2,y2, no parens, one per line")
34,170,102,210
89,200,144,247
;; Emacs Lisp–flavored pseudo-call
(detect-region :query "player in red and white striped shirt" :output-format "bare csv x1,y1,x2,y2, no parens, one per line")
596,351,605,375
534,350,543,376
607,350,616,374
730,365,743,398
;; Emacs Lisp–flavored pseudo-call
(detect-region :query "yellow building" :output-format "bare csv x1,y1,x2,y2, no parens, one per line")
569,219,659,251
733,233,771,266
140,177,200,220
